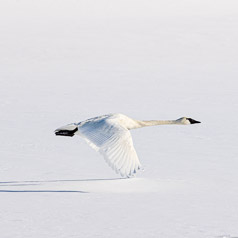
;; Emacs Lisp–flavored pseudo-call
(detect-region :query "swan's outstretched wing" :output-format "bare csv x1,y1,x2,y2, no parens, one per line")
77,118,142,177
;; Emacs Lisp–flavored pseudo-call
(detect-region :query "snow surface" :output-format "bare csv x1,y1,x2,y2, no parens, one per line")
1,0,238,237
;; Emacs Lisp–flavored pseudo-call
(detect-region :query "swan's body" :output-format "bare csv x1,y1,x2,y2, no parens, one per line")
55,113,200,177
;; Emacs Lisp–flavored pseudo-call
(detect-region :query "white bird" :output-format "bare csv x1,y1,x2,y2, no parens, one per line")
55,113,200,177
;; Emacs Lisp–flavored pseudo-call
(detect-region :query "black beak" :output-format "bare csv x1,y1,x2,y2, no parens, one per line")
187,118,201,124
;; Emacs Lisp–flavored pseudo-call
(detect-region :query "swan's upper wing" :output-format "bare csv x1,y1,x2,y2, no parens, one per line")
77,118,142,177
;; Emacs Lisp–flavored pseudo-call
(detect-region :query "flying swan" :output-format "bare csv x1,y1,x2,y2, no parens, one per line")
55,113,200,177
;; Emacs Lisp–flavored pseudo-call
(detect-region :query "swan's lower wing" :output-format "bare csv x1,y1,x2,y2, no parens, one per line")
78,119,142,177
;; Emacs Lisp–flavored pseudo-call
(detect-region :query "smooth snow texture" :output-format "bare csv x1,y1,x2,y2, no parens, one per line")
0,0,238,238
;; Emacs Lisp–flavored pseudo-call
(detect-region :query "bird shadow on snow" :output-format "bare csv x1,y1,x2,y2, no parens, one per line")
0,190,87,193
0,178,126,193
0,177,179,194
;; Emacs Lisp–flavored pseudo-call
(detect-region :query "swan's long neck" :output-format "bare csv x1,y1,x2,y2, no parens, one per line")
134,119,179,128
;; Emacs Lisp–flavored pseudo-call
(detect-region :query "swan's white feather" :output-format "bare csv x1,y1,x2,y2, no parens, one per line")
55,113,200,177
76,114,142,177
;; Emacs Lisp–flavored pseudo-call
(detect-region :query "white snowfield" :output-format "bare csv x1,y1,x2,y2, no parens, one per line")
0,0,238,238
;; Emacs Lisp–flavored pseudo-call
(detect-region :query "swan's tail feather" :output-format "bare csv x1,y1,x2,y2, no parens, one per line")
55,123,78,137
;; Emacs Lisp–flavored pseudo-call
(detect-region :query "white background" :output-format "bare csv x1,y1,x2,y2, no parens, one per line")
0,1,238,237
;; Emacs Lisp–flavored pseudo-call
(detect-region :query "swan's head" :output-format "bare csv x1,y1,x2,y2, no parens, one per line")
176,117,201,125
